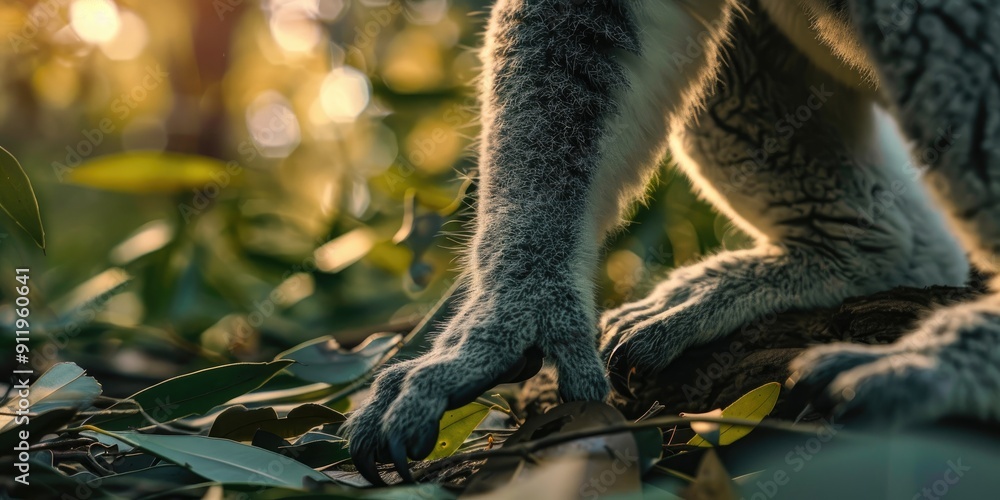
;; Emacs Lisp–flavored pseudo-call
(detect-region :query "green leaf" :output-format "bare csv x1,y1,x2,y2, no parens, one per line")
686,382,781,447
86,360,293,430
0,362,101,434
209,403,345,441
230,381,346,409
66,151,236,194
0,409,77,452
426,402,490,460
276,332,401,385
277,437,350,469
88,464,204,496
108,432,329,488
634,426,664,472
0,145,45,249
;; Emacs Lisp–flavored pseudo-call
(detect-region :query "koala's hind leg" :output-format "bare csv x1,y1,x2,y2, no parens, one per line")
790,0,1000,425
600,1,968,396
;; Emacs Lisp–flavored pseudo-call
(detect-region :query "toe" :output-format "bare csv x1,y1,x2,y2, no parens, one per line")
824,356,946,426
786,344,887,411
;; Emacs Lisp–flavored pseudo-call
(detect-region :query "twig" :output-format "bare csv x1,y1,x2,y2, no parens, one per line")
416,415,839,481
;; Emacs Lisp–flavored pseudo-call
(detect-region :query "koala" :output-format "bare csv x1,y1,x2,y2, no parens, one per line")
343,0,1000,483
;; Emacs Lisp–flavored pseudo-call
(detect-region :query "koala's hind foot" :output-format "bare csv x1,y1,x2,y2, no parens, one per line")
789,296,1000,425
600,246,888,396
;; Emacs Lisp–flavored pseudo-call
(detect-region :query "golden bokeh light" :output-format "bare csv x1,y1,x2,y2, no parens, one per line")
246,90,302,158
99,10,148,60
319,66,370,123
269,3,322,53
70,0,121,44
380,29,445,93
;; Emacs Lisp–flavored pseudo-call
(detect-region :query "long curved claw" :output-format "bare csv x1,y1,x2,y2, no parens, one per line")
784,371,839,418
389,437,415,483
351,439,386,486
606,343,636,398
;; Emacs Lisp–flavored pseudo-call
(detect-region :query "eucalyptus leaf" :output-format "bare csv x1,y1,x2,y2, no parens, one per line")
686,382,780,447
0,145,45,249
426,402,490,460
66,151,236,194
86,360,293,430
209,403,345,441
0,362,100,434
109,432,329,488
277,438,350,468
276,332,400,385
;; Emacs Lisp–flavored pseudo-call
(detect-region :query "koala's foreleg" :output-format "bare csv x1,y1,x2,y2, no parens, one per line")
343,0,735,482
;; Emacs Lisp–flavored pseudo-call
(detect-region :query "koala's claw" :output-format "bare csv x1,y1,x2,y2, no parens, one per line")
606,342,638,398
350,437,385,486
344,340,551,484
388,438,414,483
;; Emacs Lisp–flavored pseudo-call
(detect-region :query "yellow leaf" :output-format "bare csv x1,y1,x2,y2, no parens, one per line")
686,382,780,447
67,151,238,194
680,408,723,446
426,402,490,460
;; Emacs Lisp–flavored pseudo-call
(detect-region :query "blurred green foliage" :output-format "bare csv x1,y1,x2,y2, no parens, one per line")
0,0,749,396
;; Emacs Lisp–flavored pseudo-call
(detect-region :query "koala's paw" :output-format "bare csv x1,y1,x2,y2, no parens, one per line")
787,345,947,426
599,299,695,397
343,321,545,485
788,299,1000,426
598,258,751,397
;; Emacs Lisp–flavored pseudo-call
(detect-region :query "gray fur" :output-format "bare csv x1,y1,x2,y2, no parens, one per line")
343,0,1000,480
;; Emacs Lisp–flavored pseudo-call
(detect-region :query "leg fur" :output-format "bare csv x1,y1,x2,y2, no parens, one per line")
790,0,1000,425
342,0,735,483
600,0,968,395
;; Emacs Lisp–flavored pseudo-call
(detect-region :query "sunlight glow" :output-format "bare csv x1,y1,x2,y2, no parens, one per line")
269,4,322,53
319,67,370,123
246,91,302,158
99,10,148,60
70,0,121,44
314,227,375,273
